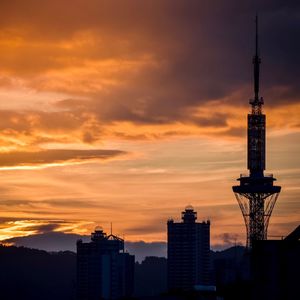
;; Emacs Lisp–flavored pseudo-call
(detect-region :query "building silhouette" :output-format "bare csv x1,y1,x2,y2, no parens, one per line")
167,206,210,291
251,225,300,300
77,227,134,300
232,16,281,248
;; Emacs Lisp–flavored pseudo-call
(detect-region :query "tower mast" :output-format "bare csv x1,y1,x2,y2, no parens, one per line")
253,15,260,103
232,16,281,248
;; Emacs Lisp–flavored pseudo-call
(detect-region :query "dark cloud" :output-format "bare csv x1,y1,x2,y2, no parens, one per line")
21,223,62,234
0,149,126,167
0,0,299,133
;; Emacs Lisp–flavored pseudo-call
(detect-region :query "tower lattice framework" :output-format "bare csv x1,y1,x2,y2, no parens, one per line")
232,16,281,248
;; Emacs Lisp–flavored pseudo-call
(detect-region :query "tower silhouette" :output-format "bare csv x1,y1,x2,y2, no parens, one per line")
232,16,281,248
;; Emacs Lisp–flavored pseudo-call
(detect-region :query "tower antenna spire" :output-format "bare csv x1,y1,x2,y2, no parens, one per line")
255,14,258,56
253,14,261,102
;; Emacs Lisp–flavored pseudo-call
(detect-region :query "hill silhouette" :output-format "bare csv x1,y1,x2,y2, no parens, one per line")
0,245,76,300
5,232,167,261
0,244,246,299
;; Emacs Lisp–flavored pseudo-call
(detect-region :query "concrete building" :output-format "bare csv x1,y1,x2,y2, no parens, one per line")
167,206,210,291
251,225,300,300
77,227,134,300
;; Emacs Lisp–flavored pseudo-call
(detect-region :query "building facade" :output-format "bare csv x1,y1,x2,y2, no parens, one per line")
77,227,134,300
167,206,210,291
251,226,300,300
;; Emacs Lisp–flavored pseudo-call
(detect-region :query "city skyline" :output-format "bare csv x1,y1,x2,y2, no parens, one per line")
0,0,299,249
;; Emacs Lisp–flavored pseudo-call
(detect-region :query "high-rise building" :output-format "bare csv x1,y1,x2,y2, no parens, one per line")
167,206,210,291
232,16,281,248
77,227,134,300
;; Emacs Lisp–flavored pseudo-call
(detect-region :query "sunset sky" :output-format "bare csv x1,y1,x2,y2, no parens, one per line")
0,0,299,250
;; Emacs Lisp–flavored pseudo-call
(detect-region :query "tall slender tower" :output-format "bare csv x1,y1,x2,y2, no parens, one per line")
232,16,281,248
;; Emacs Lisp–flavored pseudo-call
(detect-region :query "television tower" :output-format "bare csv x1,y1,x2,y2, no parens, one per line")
232,16,281,248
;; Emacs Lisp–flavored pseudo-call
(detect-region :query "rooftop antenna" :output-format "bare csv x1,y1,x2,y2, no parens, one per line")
110,222,113,235
253,14,261,103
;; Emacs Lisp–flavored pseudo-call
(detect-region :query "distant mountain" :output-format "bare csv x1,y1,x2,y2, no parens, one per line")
126,241,167,262
4,232,167,262
5,231,239,263
211,245,246,262
4,231,90,252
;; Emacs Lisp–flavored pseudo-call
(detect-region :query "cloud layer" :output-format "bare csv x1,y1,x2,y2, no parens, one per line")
0,0,299,146
0,149,126,168
0,1,299,245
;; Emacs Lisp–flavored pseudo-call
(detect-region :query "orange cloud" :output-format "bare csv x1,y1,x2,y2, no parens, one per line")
0,219,91,241
0,149,127,168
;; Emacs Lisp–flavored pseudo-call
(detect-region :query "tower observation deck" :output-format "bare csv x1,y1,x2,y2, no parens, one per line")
232,16,281,248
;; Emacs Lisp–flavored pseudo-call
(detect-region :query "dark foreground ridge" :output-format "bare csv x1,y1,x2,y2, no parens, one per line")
0,244,246,300
0,245,76,300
